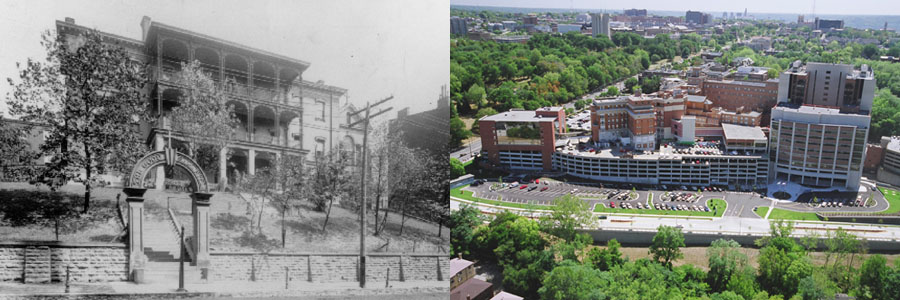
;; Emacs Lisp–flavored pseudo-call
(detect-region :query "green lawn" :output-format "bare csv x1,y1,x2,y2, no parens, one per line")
451,185,549,210
594,198,726,217
878,187,900,214
755,207,822,221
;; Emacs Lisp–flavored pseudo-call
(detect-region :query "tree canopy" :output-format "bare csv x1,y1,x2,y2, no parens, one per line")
6,29,148,212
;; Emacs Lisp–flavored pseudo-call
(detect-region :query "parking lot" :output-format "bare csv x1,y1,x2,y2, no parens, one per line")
460,176,891,219
566,110,591,131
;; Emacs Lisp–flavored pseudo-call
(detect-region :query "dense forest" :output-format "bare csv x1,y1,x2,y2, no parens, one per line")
450,198,900,300
450,32,714,147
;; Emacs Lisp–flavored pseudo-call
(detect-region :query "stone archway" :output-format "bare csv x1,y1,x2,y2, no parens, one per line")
123,147,213,283
128,148,210,192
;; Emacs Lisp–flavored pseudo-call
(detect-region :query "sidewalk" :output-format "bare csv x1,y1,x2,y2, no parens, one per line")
0,280,448,299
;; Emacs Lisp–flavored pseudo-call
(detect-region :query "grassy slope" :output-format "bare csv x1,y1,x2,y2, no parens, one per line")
757,188,900,221
755,207,821,221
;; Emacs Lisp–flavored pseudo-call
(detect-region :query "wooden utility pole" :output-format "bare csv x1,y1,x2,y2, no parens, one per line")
348,95,392,288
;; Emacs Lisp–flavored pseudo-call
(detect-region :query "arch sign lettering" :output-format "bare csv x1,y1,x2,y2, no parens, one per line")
127,146,209,193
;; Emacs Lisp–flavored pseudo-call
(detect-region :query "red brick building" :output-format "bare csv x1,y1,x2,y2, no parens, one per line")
478,107,566,171
700,79,779,125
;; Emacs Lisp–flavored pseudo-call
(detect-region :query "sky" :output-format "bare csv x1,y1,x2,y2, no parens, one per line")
450,0,900,16
0,0,449,119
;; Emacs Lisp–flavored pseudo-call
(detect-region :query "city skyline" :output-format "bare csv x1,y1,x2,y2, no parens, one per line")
0,0,449,118
450,0,900,16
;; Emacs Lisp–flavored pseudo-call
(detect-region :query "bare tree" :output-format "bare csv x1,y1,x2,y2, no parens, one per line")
310,151,352,232
267,154,305,247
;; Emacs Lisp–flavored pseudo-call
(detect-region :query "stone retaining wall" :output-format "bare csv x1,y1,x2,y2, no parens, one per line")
209,252,449,283
0,242,128,283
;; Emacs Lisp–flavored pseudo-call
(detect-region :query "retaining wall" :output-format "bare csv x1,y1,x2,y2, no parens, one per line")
579,228,900,252
0,242,128,283
209,252,449,283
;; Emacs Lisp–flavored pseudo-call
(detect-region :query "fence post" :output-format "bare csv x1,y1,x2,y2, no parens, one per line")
385,268,390,288
65,265,70,293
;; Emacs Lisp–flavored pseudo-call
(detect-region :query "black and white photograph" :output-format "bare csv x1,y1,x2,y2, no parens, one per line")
0,0,450,298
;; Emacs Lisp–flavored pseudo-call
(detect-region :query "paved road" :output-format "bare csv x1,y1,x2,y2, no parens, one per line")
450,139,481,163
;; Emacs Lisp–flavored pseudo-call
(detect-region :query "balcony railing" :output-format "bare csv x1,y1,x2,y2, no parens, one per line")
153,66,290,105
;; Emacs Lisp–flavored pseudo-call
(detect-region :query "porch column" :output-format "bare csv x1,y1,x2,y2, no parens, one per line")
248,149,256,176
275,152,282,174
274,108,282,146
154,134,165,190
248,103,255,143
191,192,213,274
218,147,228,191
124,187,148,283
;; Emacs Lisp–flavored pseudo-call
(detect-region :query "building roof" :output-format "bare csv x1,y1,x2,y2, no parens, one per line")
481,110,557,122
144,16,312,71
450,258,474,277
450,278,493,300
491,291,525,300
886,137,900,153
722,123,767,141
686,95,708,103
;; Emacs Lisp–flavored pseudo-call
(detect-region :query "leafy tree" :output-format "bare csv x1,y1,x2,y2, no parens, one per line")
167,61,240,190
585,239,624,271
465,84,487,109
475,107,498,119
603,86,619,96
476,214,553,298
540,194,592,242
624,77,639,93
823,227,865,290
449,117,471,148
449,204,482,258
450,158,465,178
649,225,685,268
6,29,148,212
856,255,889,300
756,220,808,298
861,44,879,59
707,239,749,292
0,116,36,180
869,88,900,143
782,257,814,297
640,76,661,94
727,266,761,300
538,260,609,300
797,272,838,300
711,291,745,300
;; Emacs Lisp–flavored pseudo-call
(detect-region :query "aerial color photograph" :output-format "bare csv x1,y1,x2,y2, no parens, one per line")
448,0,900,299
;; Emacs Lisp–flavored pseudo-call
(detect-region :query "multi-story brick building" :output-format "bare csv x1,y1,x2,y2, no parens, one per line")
56,17,364,189
478,107,566,171
591,91,762,147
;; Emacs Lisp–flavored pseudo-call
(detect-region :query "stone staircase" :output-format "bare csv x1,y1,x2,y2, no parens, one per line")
143,215,205,284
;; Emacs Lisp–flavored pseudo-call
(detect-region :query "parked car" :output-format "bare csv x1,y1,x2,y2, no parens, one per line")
519,185,528,190
540,187,549,192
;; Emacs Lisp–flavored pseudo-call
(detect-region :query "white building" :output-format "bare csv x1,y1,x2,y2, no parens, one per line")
592,13,610,38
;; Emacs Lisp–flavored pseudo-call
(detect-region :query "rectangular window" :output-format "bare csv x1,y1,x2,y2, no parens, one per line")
316,101,326,122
